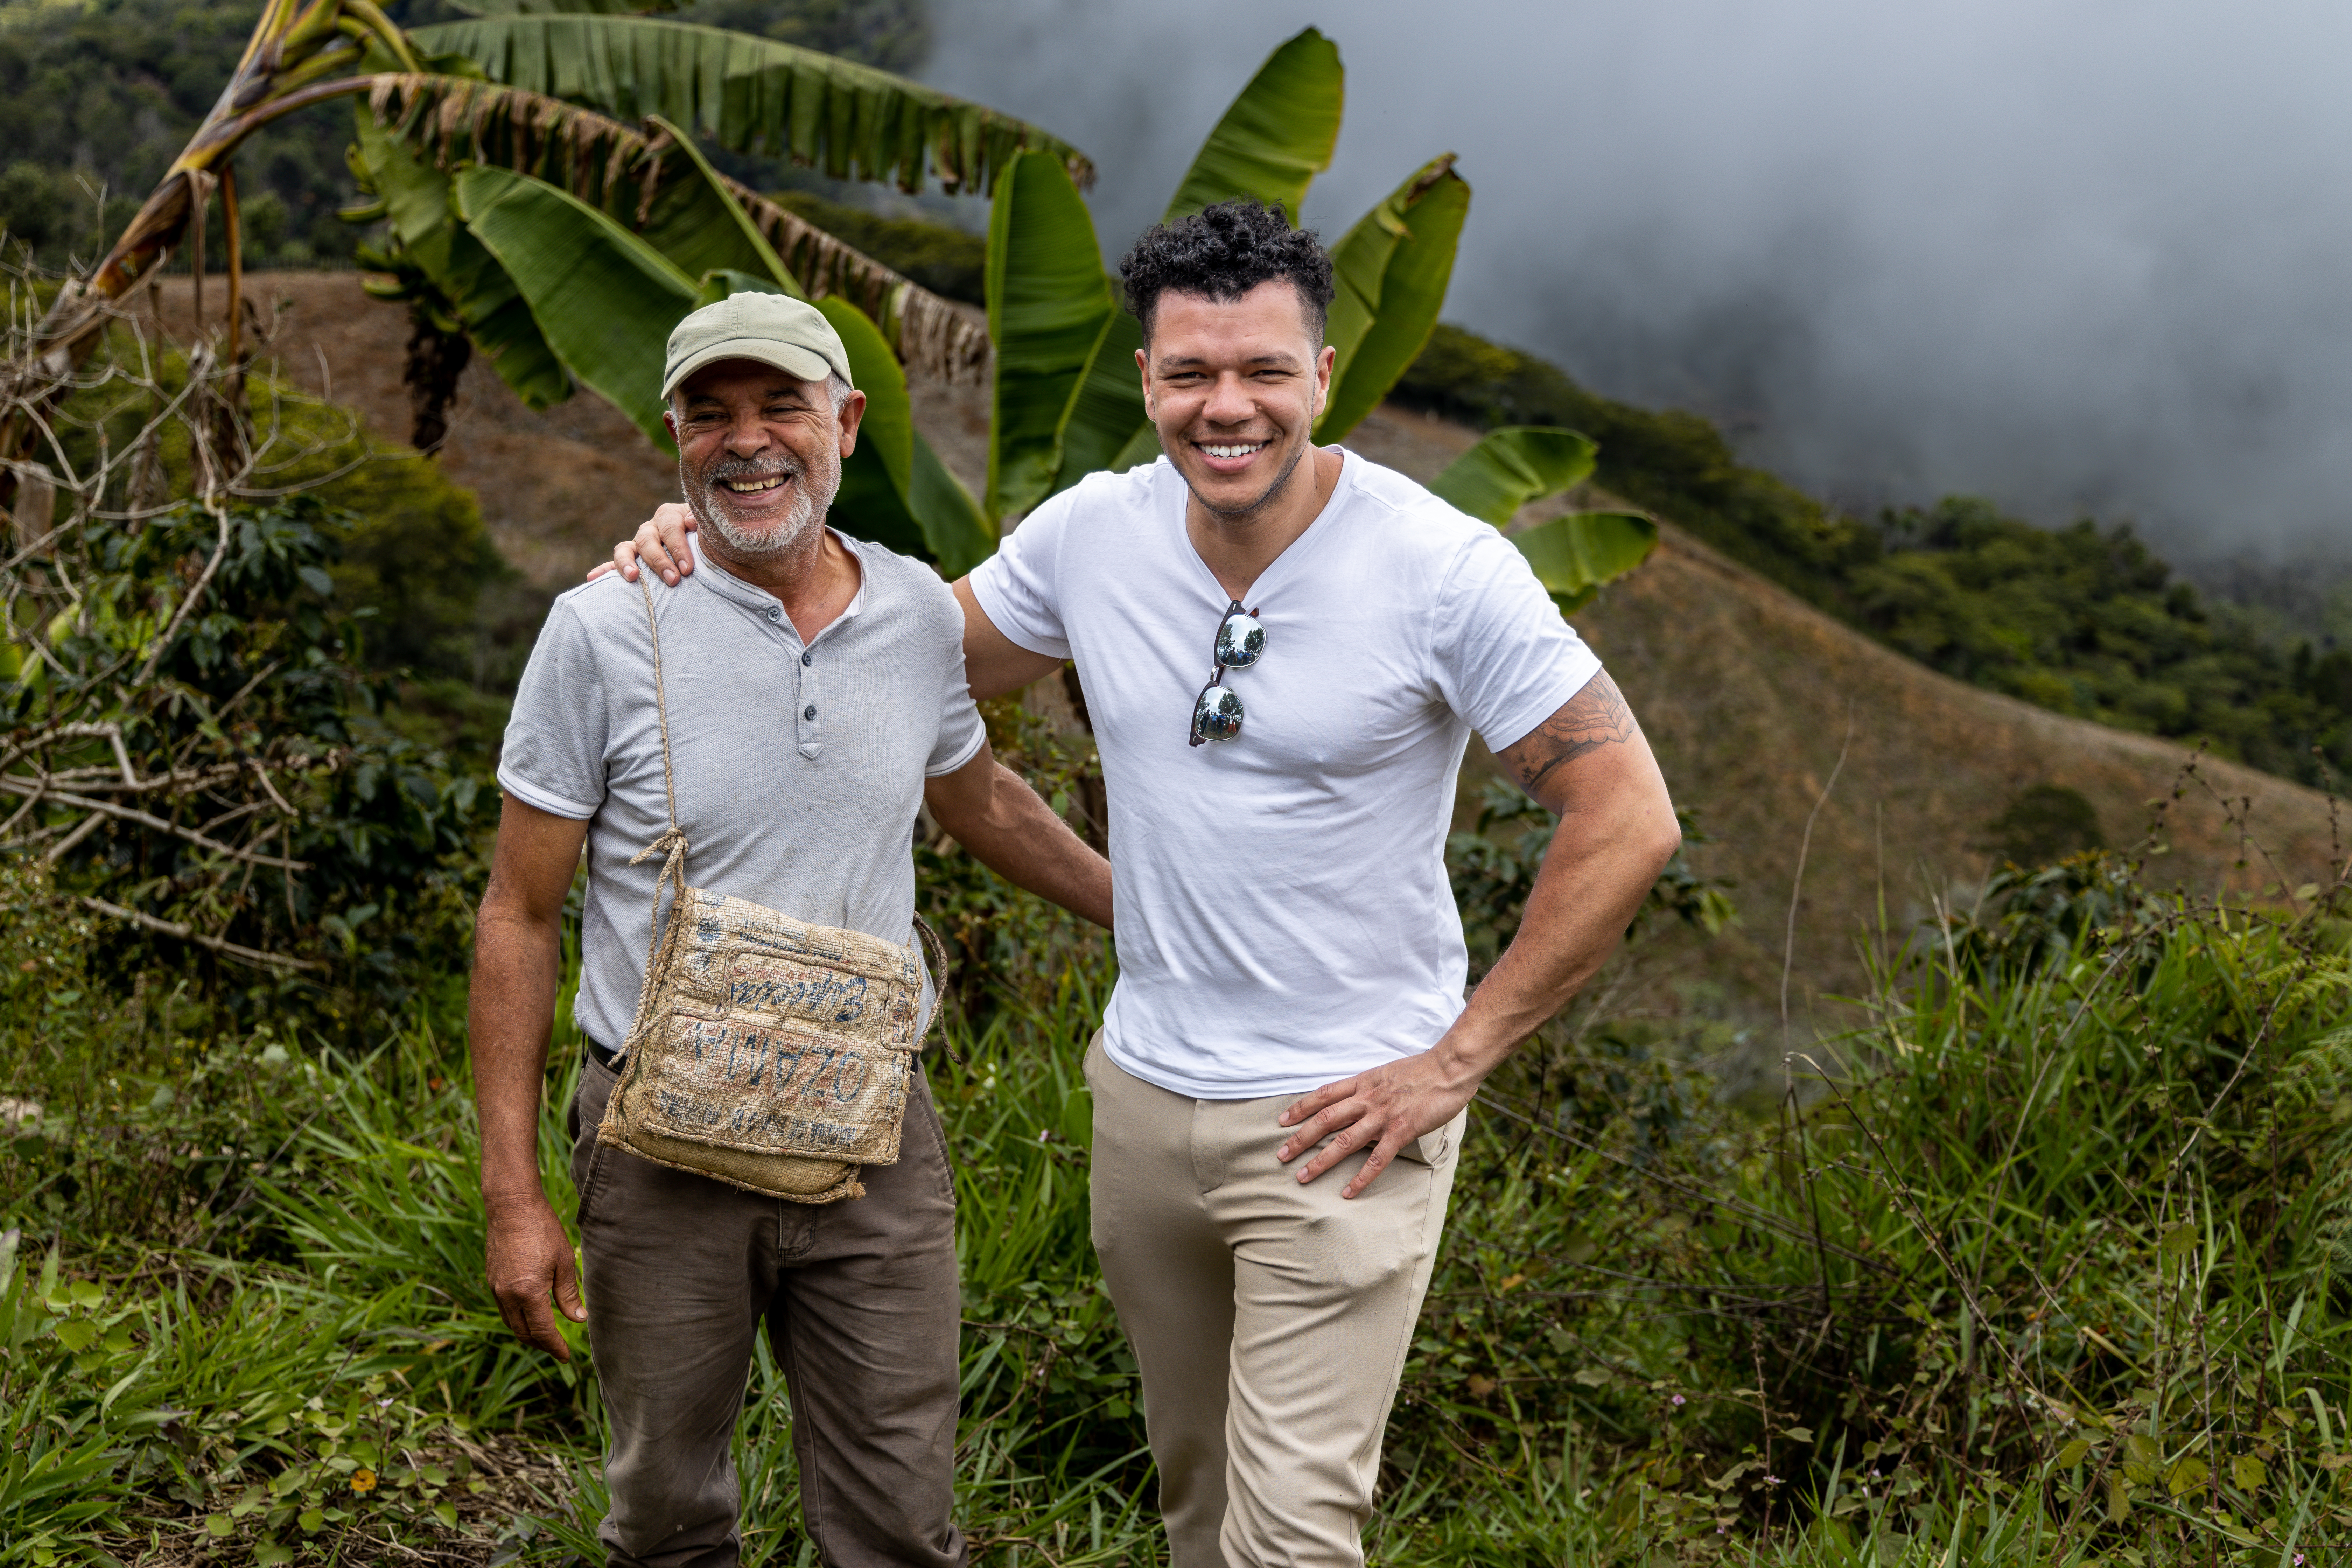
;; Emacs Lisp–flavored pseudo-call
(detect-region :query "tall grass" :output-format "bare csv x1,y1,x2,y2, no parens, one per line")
1382,857,2352,1564
2,841,2347,1564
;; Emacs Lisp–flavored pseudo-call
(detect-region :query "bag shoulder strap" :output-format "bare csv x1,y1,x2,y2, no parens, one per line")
621,573,691,1048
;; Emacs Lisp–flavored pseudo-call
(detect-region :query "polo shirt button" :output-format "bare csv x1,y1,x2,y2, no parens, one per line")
801,650,813,666
765,607,782,624
804,705,817,720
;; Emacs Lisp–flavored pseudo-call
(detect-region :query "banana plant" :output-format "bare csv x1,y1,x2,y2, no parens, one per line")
982,27,1651,610
1427,427,1659,614
0,0,1089,518
981,29,1472,513
441,135,993,573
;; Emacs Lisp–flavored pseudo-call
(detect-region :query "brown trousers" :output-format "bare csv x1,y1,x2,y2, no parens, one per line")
1084,1035,1464,1568
569,1055,968,1568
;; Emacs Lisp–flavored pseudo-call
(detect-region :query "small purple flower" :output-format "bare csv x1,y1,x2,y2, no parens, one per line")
1671,1394,1686,1406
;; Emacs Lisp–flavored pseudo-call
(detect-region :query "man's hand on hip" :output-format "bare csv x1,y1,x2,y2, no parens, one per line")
1276,1045,1481,1199
1281,673,1683,1198
486,1191,587,1360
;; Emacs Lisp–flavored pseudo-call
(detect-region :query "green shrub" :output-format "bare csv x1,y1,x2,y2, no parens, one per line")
1389,866,2352,1562
1981,784,2105,868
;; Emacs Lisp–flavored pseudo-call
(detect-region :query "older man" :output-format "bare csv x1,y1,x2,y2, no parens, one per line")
611,206,1680,1567
472,292,1112,1568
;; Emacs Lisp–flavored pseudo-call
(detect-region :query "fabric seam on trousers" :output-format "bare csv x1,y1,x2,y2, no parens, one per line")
774,1299,832,1555
575,1061,618,1223
1358,1132,1455,1479
577,1142,615,1227
923,1085,956,1206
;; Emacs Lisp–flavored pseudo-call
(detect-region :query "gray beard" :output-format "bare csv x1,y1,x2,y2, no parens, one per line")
702,490,816,556
683,453,840,559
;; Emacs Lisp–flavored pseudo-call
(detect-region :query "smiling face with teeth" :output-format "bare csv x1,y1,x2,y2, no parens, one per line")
1139,279,1337,525
664,359,865,573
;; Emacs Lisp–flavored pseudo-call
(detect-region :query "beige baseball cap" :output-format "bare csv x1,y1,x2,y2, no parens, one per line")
660,292,854,402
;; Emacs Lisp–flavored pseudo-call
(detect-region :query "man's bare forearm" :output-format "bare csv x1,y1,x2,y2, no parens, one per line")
1451,671,1682,1070
932,761,1114,928
1440,802,1676,1073
1274,671,1680,1196
469,903,565,1205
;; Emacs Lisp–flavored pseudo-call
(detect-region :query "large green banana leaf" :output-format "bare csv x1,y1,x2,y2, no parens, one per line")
813,294,994,574
412,15,1091,196
1511,510,1659,615
1314,156,1470,443
353,109,572,408
1429,427,1595,525
989,28,1346,516
814,293,932,565
905,434,993,578
1430,427,1658,614
1046,309,1147,501
358,74,989,381
985,150,1116,523
453,165,698,446
640,112,807,296
446,0,673,15
1162,25,1342,222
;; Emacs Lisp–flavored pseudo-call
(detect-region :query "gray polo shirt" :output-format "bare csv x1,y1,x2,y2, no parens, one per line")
497,534,986,1050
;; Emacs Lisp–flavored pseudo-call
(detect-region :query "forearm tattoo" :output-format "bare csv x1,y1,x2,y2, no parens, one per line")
1499,672,1636,794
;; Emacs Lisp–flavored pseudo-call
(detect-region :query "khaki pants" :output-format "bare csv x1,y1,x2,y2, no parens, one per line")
1083,1035,1463,1568
569,1055,968,1568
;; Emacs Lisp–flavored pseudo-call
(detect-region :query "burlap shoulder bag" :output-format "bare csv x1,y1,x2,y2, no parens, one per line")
597,575,935,1204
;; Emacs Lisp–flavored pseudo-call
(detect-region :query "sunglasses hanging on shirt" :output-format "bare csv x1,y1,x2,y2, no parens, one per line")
1189,600,1265,747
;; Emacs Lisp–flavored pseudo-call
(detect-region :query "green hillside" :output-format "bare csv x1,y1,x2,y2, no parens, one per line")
1394,324,2352,786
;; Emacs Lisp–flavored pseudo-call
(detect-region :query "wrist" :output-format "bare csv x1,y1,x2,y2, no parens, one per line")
482,1180,553,1219
1430,1018,1513,1090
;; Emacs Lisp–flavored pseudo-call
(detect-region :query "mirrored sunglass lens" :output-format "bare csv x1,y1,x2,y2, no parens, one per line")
1215,611,1265,668
1193,685,1244,740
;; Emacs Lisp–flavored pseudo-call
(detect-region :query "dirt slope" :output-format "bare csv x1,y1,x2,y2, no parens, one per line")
1338,406,2343,1024
147,274,2345,1021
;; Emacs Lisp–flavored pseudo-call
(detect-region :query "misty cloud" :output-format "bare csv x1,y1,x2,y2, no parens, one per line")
925,0,2352,564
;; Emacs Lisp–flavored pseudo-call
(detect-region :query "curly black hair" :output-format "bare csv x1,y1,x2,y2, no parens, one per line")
1117,198,1337,343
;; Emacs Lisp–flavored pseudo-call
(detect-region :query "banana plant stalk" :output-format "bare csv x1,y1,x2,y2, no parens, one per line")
0,0,413,511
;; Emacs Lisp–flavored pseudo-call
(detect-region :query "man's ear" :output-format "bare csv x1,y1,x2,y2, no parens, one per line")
1313,343,1336,416
662,407,679,441
834,388,867,457
1135,346,1152,419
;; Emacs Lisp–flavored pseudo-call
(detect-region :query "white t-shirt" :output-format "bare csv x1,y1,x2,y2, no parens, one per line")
969,450,1603,1098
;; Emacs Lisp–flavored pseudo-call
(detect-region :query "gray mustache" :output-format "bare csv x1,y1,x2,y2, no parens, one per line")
706,457,801,483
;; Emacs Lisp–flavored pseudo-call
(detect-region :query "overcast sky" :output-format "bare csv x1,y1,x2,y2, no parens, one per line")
925,0,2352,567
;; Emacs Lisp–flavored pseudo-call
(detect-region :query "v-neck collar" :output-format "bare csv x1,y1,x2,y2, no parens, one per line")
1172,447,1357,608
